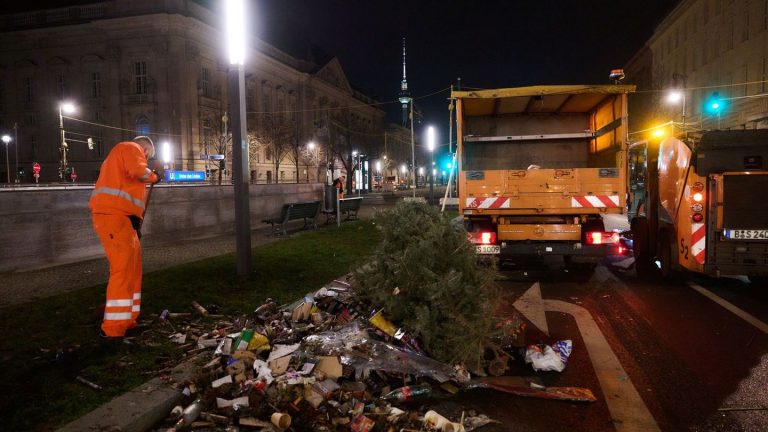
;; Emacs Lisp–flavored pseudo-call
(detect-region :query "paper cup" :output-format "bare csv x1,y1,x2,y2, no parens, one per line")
271,412,291,429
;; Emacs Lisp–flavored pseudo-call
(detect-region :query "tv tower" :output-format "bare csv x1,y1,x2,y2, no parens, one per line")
398,38,411,127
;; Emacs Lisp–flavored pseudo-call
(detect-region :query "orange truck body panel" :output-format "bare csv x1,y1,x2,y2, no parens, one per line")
454,85,633,257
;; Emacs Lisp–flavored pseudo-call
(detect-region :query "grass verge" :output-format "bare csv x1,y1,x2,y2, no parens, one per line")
0,220,380,431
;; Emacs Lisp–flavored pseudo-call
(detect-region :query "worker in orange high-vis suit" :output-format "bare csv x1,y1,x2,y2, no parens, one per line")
89,136,160,338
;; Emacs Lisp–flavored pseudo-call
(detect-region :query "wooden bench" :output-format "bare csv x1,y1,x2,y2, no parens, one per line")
322,197,363,223
261,201,321,235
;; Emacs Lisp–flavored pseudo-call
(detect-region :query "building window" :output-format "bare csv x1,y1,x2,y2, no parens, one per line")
91,72,102,98
24,78,33,102
57,73,66,99
266,147,272,161
202,119,212,153
136,115,150,136
134,61,147,94
742,11,750,41
201,67,210,97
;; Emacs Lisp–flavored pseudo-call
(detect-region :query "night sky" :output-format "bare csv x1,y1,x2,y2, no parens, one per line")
9,0,680,135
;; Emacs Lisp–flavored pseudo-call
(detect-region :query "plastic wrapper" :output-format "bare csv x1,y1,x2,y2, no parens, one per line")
524,339,572,372
303,320,370,355
304,321,467,383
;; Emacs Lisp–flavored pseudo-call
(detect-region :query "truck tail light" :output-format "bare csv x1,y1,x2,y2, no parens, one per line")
586,231,620,245
692,213,704,222
469,231,497,245
692,192,704,202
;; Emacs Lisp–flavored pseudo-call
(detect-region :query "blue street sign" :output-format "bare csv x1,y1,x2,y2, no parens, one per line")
200,154,208,160
165,170,206,182
208,154,225,160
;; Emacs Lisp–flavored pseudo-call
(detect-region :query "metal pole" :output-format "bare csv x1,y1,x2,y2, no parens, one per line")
14,123,19,184
4,141,9,184
429,152,434,205
447,98,453,198
410,100,415,197
228,64,252,279
59,105,67,181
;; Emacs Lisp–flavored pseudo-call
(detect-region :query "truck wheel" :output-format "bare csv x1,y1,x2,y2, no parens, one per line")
658,234,682,282
631,217,653,276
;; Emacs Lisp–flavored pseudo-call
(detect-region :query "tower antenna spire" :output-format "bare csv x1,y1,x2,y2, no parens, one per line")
398,37,411,127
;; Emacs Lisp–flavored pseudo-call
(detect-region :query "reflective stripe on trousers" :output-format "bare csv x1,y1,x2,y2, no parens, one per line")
91,186,146,211
92,213,142,337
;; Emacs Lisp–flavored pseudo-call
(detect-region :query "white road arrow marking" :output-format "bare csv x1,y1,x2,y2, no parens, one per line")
512,282,549,336
515,283,660,432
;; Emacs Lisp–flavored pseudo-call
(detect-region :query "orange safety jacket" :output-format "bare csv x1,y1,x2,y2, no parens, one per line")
89,141,158,217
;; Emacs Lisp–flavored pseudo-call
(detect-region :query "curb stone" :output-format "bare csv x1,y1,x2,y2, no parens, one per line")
57,354,203,432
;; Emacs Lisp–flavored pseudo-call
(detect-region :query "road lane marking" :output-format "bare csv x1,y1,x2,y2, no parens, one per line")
687,282,768,334
516,283,660,432
512,281,549,335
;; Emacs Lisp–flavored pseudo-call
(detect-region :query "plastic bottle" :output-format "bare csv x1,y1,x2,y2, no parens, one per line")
379,383,432,402
174,399,202,430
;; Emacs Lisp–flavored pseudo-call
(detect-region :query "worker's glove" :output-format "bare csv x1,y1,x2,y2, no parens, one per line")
151,170,162,184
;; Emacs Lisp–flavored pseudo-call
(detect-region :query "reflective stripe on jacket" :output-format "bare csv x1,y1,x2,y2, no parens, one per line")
89,141,158,217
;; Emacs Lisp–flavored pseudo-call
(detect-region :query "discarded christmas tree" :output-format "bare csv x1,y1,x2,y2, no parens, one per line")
352,201,502,371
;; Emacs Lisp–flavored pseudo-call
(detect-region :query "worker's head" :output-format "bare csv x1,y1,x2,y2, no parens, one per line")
133,136,155,159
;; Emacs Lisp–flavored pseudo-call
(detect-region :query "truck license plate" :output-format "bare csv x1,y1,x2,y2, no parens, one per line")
724,229,768,240
476,245,501,254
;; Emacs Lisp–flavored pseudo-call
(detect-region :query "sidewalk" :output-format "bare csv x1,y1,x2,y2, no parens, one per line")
0,200,387,309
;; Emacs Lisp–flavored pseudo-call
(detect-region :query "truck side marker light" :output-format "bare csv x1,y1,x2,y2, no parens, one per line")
693,192,704,202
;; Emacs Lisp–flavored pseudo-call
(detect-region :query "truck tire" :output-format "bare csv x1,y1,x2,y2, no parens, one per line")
631,217,653,276
658,233,683,282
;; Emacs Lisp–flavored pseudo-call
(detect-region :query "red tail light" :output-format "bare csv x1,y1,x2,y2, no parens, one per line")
470,231,497,245
588,232,602,244
587,231,621,245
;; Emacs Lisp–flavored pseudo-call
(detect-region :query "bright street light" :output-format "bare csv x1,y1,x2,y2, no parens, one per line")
401,164,407,174
308,141,315,151
375,160,381,172
61,102,76,115
161,141,172,165
426,125,436,152
666,91,683,104
225,0,246,66
652,128,666,138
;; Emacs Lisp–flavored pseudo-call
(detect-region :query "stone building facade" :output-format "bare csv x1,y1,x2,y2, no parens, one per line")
0,0,385,183
626,0,768,136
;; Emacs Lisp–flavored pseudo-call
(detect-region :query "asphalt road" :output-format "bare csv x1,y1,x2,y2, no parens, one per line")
430,257,768,431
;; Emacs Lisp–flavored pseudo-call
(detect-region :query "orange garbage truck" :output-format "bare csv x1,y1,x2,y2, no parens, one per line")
454,85,634,267
629,130,768,283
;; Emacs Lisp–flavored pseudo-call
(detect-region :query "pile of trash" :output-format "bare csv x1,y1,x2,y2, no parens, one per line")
143,277,595,431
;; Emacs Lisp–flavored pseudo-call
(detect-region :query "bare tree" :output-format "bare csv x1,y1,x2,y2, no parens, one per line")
250,113,294,183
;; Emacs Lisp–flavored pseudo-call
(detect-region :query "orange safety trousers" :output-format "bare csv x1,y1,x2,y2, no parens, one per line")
92,214,142,337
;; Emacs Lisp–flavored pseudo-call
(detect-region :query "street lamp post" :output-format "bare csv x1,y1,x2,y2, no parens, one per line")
58,102,76,181
667,73,687,140
225,0,252,279
13,123,19,183
2,135,10,184
426,126,435,205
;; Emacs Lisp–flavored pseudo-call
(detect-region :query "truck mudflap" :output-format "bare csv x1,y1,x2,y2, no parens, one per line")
500,242,618,262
